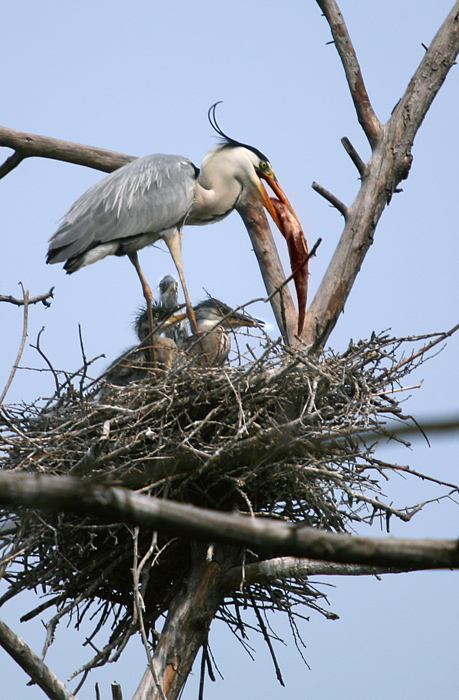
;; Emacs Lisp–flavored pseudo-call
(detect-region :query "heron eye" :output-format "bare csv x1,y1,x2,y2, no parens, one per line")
259,161,268,171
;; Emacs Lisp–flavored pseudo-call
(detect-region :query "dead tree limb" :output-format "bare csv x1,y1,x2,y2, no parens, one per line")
132,546,227,700
0,126,134,176
0,617,78,700
222,557,414,591
316,0,382,146
236,191,298,344
0,286,54,307
301,0,459,350
0,473,458,570
0,283,29,405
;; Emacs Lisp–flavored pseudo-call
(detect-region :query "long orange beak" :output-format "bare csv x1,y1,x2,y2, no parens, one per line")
257,173,309,335
258,173,299,232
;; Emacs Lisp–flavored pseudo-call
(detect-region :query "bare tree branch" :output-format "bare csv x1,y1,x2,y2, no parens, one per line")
0,283,29,405
341,137,366,176
0,150,25,179
0,126,134,177
316,0,382,146
0,286,54,307
302,0,459,350
0,617,78,700
1,473,459,570
311,181,348,217
111,682,123,700
237,191,298,344
223,557,414,591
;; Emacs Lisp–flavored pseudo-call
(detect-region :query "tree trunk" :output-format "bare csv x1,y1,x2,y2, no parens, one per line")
133,544,230,700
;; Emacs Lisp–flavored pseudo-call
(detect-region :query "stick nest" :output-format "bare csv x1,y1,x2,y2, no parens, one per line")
0,331,440,683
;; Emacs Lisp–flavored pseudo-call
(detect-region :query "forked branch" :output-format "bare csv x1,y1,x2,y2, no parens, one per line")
301,0,459,350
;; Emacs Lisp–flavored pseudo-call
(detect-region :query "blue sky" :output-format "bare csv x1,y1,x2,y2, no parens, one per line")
1,2,458,698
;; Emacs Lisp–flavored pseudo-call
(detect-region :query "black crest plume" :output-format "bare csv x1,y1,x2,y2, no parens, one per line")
207,102,269,162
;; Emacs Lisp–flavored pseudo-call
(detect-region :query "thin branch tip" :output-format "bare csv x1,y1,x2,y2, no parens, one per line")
312,181,348,218
341,137,366,177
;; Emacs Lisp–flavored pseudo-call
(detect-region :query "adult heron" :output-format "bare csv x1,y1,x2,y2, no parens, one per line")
46,103,303,336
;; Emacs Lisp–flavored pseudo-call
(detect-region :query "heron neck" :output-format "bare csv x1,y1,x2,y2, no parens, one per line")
189,161,243,224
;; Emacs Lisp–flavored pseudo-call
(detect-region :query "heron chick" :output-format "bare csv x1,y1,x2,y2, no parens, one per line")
182,298,263,367
104,305,185,386
46,103,304,340
158,274,189,348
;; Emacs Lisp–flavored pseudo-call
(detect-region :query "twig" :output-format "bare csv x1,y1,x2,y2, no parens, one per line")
0,286,54,307
341,137,366,176
0,283,29,405
30,327,61,398
249,593,284,686
0,150,25,179
312,181,348,217
132,529,167,700
381,321,459,377
78,324,89,398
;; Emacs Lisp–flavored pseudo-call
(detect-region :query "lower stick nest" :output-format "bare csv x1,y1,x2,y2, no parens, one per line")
0,331,443,682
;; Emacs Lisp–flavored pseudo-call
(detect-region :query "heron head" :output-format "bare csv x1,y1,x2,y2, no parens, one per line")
159,274,178,295
207,102,302,235
194,297,263,331
158,274,180,310
135,303,187,342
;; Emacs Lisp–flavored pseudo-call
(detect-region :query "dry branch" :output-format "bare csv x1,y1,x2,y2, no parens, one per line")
223,557,413,591
236,191,298,344
0,126,133,176
0,283,29,405
0,473,458,570
0,617,78,700
316,0,382,146
0,286,54,307
301,0,459,350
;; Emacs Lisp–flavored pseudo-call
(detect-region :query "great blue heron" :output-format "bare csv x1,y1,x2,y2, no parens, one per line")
181,297,262,367
104,305,185,386
158,274,189,348
46,103,302,338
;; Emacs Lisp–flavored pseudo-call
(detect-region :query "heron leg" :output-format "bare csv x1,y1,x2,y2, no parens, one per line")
163,230,200,336
128,252,157,367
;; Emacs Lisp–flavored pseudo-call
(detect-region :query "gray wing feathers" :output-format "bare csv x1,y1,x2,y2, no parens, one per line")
48,155,197,261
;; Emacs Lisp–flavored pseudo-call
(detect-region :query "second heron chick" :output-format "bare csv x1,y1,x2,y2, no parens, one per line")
158,274,189,348
182,298,263,367
105,305,186,386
